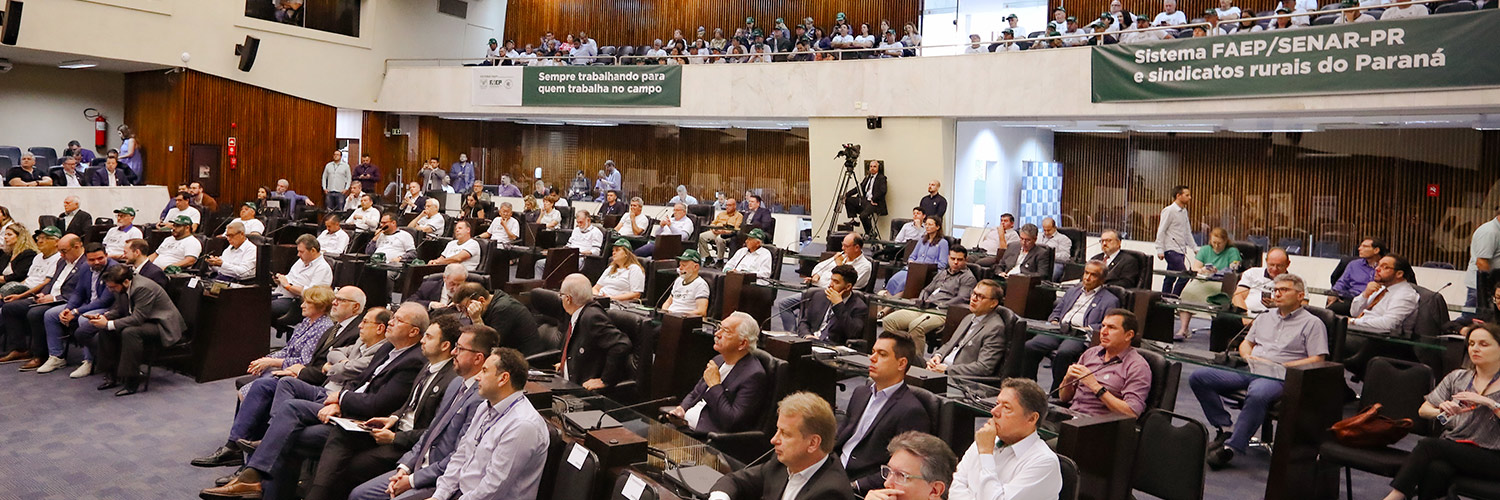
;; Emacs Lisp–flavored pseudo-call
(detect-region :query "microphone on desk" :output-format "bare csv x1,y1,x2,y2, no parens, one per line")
590,396,675,431
1046,357,1124,398
747,446,777,467
760,292,813,330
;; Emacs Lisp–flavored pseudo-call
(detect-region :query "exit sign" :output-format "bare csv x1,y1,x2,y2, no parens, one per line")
1426,184,1439,197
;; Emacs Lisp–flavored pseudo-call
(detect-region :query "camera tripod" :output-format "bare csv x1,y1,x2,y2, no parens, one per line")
823,163,881,240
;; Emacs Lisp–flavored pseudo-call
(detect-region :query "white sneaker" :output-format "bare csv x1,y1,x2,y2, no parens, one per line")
36,356,67,374
69,360,93,379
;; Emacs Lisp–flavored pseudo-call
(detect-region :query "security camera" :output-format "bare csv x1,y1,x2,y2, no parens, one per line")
0,58,12,73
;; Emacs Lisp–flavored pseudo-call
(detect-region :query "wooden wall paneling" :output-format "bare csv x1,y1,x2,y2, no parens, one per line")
1057,129,1500,268
124,70,187,195
504,0,923,52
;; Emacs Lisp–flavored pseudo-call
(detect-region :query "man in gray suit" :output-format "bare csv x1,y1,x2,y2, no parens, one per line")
928,279,1010,377
994,224,1054,279
87,265,186,396
1020,260,1121,389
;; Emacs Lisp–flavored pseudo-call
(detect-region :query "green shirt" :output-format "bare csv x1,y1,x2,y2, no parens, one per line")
1195,245,1241,272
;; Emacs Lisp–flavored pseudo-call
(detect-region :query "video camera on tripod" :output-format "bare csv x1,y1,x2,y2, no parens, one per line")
834,143,861,170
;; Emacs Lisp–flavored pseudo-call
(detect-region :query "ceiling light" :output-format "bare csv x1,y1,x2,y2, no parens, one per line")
58,60,97,69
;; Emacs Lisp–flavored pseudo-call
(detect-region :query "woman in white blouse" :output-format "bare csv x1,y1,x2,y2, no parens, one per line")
537,197,563,229
593,239,646,302
316,214,350,257
432,220,483,271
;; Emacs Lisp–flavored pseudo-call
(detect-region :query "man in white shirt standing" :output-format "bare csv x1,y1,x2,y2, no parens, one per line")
322,149,351,210
102,207,143,261
950,378,1063,500
724,228,774,279
345,194,381,233
428,348,550,500
1155,185,1194,297
206,221,257,283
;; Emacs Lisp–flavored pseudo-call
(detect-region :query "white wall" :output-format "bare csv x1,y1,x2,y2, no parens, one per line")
953,123,1055,227
0,64,124,155
807,117,956,236
10,0,507,109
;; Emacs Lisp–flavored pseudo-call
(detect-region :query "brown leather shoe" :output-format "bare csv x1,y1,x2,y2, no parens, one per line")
0,350,31,363
200,477,261,498
17,358,43,371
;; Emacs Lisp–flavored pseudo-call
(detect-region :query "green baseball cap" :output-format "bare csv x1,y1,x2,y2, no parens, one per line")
1099,13,1115,21
36,226,62,238
676,249,702,264
1002,28,1015,34
1204,8,1218,15
1339,0,1356,6
612,237,633,249
488,38,498,44
746,228,767,241
242,202,257,209
745,16,756,23
114,207,137,216
836,12,846,20
1276,6,1291,13
1067,16,1077,22
170,215,194,226
1006,13,1019,20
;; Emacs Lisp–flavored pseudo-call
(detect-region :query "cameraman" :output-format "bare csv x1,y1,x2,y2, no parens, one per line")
843,158,886,237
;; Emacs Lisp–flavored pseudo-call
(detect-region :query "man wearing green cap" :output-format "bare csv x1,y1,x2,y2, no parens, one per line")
992,28,1021,52
225,202,265,237
1334,0,1376,23
724,229,773,279
1061,16,1088,46
698,197,743,266
149,215,202,270
103,207,143,260
663,250,710,317
484,38,502,65
745,16,764,39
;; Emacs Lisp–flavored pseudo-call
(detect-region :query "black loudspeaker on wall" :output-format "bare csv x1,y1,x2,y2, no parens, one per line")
1,1,24,46
866,117,882,130
235,35,260,72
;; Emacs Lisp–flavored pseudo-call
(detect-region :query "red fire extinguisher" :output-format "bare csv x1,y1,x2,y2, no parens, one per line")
85,108,107,149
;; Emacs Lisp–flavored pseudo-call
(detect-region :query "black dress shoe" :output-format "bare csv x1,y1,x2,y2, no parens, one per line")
213,467,245,487
192,445,246,468
1206,445,1236,470
114,383,140,397
235,438,261,454
97,378,120,391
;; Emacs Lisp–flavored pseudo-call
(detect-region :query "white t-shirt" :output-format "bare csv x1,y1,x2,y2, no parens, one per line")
616,214,651,236
537,209,562,228
597,264,646,297
666,275,711,316
372,230,417,261
23,251,60,288
1153,11,1188,25
228,217,265,236
276,256,334,298
854,34,876,48
1216,6,1242,20
413,213,445,234
486,216,521,244
1238,267,1277,314
442,238,483,271
319,229,350,256
164,206,202,225
102,225,143,256
567,226,604,256
346,207,381,232
1380,5,1428,19
153,235,202,268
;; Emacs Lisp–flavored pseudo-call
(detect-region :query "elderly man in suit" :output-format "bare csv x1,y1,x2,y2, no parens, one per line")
995,224,1054,279
54,196,93,239
795,265,868,345
86,265,186,396
709,392,855,500
1020,260,1120,390
928,279,1009,377
1091,230,1141,288
308,325,500,500
409,264,469,310
837,331,933,496
556,273,632,391
669,312,771,434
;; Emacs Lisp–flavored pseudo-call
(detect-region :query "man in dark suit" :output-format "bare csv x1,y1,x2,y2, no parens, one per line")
743,194,774,235
50,156,89,187
995,223,1054,279
0,232,84,368
200,303,435,499
87,265,186,395
928,279,1010,377
845,160,887,237
795,265,868,345
89,152,133,187
121,238,169,288
557,273,632,390
34,243,117,375
669,311,771,434
836,331,933,495
286,287,370,390
1091,230,1141,289
1021,260,1121,389
305,324,498,500
409,264,468,309
54,195,93,239
710,392,855,500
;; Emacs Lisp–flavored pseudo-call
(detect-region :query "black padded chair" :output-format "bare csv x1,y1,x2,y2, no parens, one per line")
527,288,571,330
1119,249,1153,289
687,204,714,220
28,147,58,169
536,426,567,500
1058,454,1080,500
604,309,658,404
549,442,600,500
1137,348,1181,415
702,349,788,465
995,307,1030,378
1435,0,1477,12
1059,227,1086,264
0,145,20,167
143,276,203,391
609,471,659,500
1131,409,1209,500
1233,241,1263,272
1316,357,1434,500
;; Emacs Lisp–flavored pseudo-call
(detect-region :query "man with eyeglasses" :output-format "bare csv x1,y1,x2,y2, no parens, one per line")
1089,230,1140,288
929,280,1010,377
883,247,976,353
668,312,771,434
865,431,959,500
950,378,1062,500
1191,273,1327,469
995,224,1053,280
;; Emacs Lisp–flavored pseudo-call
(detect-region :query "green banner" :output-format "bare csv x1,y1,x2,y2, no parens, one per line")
1091,10,1500,102
521,66,681,107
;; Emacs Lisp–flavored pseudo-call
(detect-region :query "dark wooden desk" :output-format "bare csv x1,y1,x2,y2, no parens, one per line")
719,271,772,321
1055,413,1138,500
190,285,271,382
1269,361,1345,500
540,247,581,289
649,314,713,401
1002,274,1057,320
652,234,683,260
902,262,938,299
398,263,445,298
759,334,837,402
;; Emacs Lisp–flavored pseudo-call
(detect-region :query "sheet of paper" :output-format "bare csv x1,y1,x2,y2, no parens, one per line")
328,417,368,433
567,443,588,469
622,473,647,500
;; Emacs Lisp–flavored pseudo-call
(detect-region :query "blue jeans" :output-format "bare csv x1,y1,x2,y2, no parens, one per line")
1462,287,1479,321
1189,368,1285,452
776,293,805,331
1161,251,1188,296
886,268,910,295
44,305,108,359
242,376,327,473
325,191,346,211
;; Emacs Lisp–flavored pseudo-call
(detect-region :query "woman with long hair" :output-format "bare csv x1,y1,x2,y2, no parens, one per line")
117,125,143,179
0,223,41,296
594,239,646,302
1383,323,1500,499
885,216,949,295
